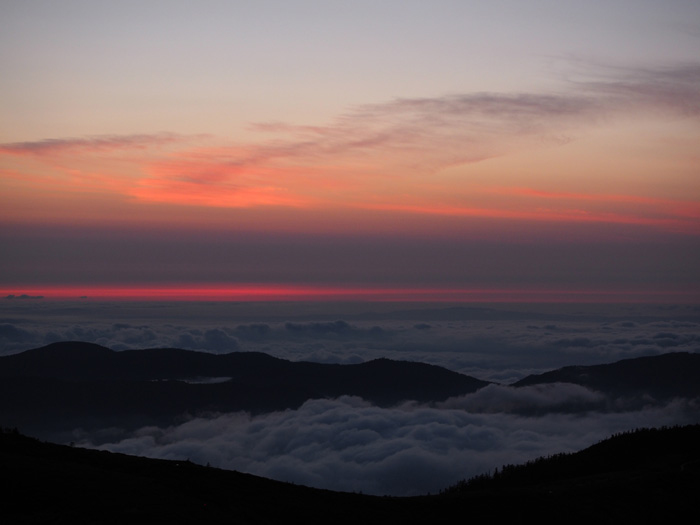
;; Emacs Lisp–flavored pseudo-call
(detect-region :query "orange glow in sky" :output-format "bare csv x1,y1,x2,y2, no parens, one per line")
1,3,698,302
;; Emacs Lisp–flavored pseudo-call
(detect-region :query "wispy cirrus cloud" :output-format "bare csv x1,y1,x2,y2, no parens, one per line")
0,133,195,156
265,61,700,167
2,63,699,230
564,61,700,116
131,62,700,227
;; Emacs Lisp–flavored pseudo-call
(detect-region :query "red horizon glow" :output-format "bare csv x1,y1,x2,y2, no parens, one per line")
1,285,696,303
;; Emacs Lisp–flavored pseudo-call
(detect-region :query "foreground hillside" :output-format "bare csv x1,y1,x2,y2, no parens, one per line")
2,425,699,523
0,427,447,524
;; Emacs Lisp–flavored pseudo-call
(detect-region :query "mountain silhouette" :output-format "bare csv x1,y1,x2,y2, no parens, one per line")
0,341,490,437
2,343,699,439
514,351,700,398
2,424,698,523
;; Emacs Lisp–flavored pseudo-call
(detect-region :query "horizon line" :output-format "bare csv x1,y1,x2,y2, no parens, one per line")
2,284,697,304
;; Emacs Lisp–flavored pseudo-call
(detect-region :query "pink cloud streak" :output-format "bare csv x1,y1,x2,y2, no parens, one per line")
2,63,698,233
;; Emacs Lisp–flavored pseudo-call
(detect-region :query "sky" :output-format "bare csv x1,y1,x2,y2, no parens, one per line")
1,0,700,302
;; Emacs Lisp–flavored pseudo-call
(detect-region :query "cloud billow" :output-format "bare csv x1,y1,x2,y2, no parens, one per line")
86,394,699,496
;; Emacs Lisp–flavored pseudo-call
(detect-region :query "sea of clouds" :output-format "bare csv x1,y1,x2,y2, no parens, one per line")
75,394,699,496
2,300,699,495
3,300,699,378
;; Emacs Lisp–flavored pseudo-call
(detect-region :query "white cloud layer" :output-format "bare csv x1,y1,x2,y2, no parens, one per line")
79,393,699,496
2,302,699,383
3,301,699,495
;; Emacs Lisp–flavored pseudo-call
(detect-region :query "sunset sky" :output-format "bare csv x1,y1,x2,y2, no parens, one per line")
2,1,699,302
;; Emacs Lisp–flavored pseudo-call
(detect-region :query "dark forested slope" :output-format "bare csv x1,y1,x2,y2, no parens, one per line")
2,425,699,524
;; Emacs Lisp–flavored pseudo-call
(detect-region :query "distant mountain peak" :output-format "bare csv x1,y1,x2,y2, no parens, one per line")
0,341,492,437
514,351,700,398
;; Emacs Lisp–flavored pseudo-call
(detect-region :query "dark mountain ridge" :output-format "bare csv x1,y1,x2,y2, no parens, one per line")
0,341,285,381
2,424,698,523
441,424,700,522
0,341,482,388
515,351,700,398
0,342,490,438
2,342,699,439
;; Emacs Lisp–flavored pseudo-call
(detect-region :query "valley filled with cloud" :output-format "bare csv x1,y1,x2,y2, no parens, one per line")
3,300,698,495
75,393,697,496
